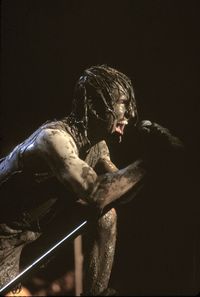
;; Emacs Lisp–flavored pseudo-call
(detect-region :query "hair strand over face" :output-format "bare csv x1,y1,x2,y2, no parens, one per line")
70,65,138,138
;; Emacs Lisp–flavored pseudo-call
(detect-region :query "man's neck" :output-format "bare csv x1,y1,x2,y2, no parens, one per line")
62,117,91,152
62,116,107,154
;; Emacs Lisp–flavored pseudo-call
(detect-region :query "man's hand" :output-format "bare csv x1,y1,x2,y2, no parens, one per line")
136,120,184,169
138,120,184,148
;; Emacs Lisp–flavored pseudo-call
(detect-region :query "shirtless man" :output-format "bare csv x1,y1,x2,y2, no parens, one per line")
0,65,182,296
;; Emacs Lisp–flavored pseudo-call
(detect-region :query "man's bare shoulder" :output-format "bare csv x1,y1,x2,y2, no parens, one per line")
35,127,78,155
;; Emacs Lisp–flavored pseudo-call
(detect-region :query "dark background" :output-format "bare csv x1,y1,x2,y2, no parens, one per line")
1,0,200,295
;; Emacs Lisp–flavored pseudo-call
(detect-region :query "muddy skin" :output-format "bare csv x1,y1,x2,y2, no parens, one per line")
0,118,145,295
83,208,117,296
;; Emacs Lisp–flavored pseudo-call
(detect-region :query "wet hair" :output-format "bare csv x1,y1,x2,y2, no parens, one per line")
70,64,138,138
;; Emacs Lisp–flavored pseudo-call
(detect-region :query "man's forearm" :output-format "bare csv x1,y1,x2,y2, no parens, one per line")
88,159,146,209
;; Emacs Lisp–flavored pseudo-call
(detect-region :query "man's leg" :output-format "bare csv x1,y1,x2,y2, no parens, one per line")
83,208,117,296
0,225,40,291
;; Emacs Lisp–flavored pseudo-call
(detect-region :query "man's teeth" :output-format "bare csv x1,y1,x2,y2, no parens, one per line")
115,123,125,135
115,119,128,135
113,119,128,135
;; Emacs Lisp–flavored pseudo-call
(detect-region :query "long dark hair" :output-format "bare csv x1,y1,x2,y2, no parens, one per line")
70,64,138,138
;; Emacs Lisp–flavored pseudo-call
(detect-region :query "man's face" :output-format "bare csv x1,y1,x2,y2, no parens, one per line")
107,87,135,139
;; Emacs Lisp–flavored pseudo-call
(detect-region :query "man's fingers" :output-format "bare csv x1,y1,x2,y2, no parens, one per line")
137,120,152,133
138,120,170,137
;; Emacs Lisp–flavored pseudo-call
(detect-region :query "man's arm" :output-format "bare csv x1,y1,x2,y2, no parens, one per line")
91,140,118,174
35,129,146,211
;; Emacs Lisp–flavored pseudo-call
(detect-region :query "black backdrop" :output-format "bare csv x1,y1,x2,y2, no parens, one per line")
1,0,200,295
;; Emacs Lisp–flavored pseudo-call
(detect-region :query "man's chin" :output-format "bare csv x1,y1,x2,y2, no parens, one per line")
108,131,123,143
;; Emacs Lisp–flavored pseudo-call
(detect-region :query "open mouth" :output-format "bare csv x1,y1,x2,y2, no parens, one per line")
115,119,128,135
